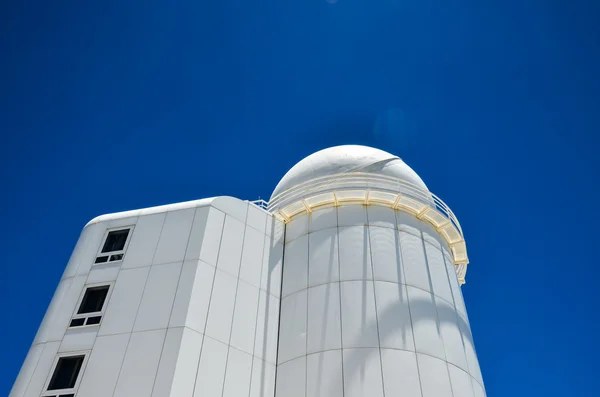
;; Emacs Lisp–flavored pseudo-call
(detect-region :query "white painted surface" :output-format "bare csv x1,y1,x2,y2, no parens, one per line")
193,336,229,397
338,226,373,281
22,341,60,397
276,201,485,397
374,281,414,351
59,327,97,353
278,290,307,364
340,281,379,348
230,281,260,354
166,328,203,397
307,283,341,354
366,206,396,229
254,290,280,365
190,207,223,265
472,378,487,397
407,285,445,360
306,350,344,397
417,353,454,397
240,226,265,288
369,226,403,284
9,344,43,397
249,358,276,397
205,269,238,344
63,222,105,278
425,241,454,304
448,363,475,397
176,260,215,333
77,333,129,397
247,204,268,234
271,145,428,200
310,207,337,233
275,356,305,397
437,296,469,371
133,262,182,332
337,205,367,227
14,185,484,397
113,329,166,397
14,197,284,397
86,262,121,284
153,208,195,265
99,266,150,336
400,231,432,292
285,212,308,242
212,196,248,224
281,235,308,297
222,348,253,397
152,327,184,397
342,348,384,397
309,228,339,286
121,212,165,269
216,216,245,277
34,275,86,344
261,237,283,297
380,349,422,397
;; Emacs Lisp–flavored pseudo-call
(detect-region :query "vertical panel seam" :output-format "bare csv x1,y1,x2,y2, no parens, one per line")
335,207,345,397
148,207,199,397
396,210,425,397
441,252,477,396
190,210,226,396
366,209,387,397
272,219,286,397
222,208,251,397
421,232,455,397
305,223,310,397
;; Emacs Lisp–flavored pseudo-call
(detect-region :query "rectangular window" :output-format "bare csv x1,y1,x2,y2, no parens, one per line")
69,284,111,328
94,227,132,264
77,285,109,314
101,229,129,253
47,355,84,391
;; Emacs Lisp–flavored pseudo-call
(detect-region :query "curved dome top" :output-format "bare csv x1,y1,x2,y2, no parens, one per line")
271,145,428,200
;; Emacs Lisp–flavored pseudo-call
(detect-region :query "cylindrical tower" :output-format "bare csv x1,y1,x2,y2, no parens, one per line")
271,145,485,397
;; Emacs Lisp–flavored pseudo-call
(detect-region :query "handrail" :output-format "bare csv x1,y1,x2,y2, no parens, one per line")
253,172,469,284
267,172,463,238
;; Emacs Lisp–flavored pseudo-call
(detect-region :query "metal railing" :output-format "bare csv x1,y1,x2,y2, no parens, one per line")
266,172,463,238
250,199,269,210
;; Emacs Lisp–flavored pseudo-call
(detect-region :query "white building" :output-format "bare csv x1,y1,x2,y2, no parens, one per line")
10,145,485,397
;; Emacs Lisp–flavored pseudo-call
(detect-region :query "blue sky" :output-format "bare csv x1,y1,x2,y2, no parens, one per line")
1,0,599,395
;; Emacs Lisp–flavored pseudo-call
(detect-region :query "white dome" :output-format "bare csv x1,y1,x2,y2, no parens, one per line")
271,145,428,200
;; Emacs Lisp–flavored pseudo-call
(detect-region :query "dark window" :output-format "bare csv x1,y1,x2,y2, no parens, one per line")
47,355,84,391
101,229,129,253
86,316,102,325
69,318,85,327
77,286,109,314
94,256,109,264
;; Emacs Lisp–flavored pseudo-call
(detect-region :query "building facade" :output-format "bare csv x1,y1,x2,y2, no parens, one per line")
10,145,485,397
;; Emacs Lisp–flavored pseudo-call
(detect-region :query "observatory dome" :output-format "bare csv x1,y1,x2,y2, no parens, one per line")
270,145,428,200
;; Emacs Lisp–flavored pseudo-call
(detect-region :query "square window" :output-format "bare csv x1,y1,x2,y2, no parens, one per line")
77,285,109,315
101,229,130,253
47,355,85,391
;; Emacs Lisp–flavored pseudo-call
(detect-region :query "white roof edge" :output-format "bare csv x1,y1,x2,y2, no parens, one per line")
84,197,221,227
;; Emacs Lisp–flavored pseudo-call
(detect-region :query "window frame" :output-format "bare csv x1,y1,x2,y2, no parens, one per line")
94,226,134,265
68,282,114,329
42,351,90,397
